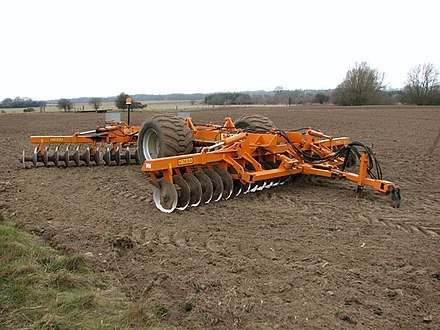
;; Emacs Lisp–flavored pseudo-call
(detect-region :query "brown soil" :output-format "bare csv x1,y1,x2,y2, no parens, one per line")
1,105,439,329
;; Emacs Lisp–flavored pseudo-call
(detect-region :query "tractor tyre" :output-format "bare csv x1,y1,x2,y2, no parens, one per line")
137,114,193,163
234,114,275,131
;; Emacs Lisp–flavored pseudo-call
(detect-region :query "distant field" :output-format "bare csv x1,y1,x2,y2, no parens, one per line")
1,100,298,115
0,100,210,114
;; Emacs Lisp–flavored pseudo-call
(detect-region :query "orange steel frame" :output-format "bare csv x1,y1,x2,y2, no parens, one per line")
142,117,397,195
29,121,140,154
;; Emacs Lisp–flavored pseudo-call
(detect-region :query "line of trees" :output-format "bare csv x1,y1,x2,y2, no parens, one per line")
201,62,440,107
0,97,45,109
330,62,440,106
55,94,146,112
205,93,252,105
204,89,334,106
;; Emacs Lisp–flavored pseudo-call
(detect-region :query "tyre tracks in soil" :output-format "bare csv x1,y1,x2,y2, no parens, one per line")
32,160,436,262
252,183,440,240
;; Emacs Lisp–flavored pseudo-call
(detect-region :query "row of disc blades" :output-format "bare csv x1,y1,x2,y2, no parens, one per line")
21,145,141,168
152,168,291,213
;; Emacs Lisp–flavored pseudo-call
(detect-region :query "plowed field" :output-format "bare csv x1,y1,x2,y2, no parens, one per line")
1,105,439,328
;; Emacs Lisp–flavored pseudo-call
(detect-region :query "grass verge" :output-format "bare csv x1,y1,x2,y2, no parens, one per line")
0,217,166,329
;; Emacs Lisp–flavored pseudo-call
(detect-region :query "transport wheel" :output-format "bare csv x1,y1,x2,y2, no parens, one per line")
204,169,224,201
194,171,213,204
173,175,191,210
152,179,178,213
234,114,275,131
137,113,193,163
183,173,202,206
215,168,234,199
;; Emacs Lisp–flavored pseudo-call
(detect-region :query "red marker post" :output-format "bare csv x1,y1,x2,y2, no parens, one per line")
126,97,132,125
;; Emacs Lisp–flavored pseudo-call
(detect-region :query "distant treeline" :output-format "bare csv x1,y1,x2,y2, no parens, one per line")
0,97,46,108
47,93,207,104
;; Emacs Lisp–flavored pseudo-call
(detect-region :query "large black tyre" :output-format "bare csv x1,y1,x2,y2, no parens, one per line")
137,114,193,163
234,114,275,131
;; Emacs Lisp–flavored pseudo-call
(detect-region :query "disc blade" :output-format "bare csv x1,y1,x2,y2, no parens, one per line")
204,169,223,202
173,175,190,210
215,168,234,200
265,179,274,189
64,147,70,167
115,147,121,166
32,146,38,167
243,183,251,194
84,147,91,166
42,147,49,167
194,171,213,204
279,176,291,186
183,173,202,206
250,183,259,193
152,179,178,213
257,181,266,191
103,147,111,165
53,147,59,167
125,147,131,165
94,147,101,166
232,180,244,197
74,147,81,166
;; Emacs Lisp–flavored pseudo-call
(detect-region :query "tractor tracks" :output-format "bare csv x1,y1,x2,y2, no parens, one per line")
103,177,439,240
358,214,439,238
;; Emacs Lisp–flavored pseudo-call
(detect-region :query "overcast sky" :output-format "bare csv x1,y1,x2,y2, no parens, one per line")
0,0,438,100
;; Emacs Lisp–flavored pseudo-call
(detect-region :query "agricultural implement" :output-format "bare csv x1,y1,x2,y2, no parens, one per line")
20,113,401,212
137,114,401,213
20,120,141,167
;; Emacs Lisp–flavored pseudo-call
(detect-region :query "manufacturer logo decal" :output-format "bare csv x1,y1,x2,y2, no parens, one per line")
49,137,64,142
178,157,194,166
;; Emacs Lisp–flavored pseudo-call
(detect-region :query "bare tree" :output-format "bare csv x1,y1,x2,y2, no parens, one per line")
403,63,440,105
89,97,103,111
57,99,72,112
273,86,284,95
331,62,385,106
